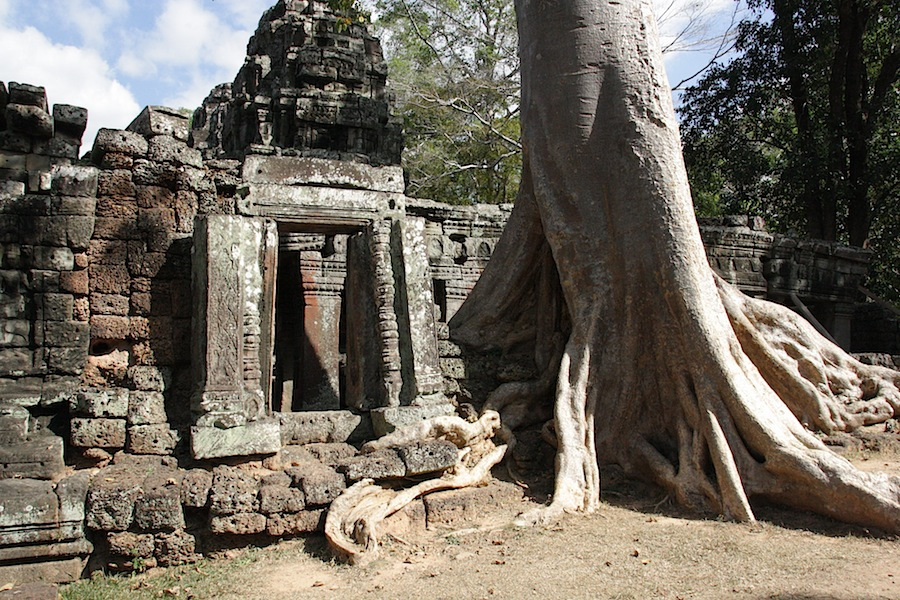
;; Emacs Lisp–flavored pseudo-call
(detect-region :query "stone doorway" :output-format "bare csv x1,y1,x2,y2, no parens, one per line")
273,232,349,412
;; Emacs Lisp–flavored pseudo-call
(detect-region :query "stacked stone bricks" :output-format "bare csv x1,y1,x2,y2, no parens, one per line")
73,107,232,461
0,81,96,583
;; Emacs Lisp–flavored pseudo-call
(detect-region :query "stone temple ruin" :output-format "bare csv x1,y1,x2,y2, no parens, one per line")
0,0,897,584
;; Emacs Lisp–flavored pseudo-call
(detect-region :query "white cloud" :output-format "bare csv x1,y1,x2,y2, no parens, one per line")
0,25,141,150
117,0,251,76
62,0,130,49
215,0,274,28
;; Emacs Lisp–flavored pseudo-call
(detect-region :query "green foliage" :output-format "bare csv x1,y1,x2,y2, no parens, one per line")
680,0,900,301
374,0,521,204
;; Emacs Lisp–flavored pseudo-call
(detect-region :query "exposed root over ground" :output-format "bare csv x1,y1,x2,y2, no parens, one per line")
325,412,507,565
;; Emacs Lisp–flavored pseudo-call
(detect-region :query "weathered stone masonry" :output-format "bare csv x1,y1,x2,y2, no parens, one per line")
0,0,895,585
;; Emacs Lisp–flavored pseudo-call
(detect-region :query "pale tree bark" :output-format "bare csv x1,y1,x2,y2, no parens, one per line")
451,0,900,532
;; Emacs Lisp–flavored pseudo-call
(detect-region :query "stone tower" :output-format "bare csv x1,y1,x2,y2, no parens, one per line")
190,0,402,165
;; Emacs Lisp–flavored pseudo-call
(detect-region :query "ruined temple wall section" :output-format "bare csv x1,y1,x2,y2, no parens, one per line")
0,81,94,412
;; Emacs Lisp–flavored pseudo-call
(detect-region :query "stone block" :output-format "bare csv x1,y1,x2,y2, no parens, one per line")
34,216,69,246
6,104,53,138
127,390,167,424
50,165,97,197
209,512,266,535
90,293,129,315
396,440,458,476
66,217,95,249
42,293,73,321
88,239,128,265
48,346,85,375
208,466,259,516
127,106,189,142
335,449,405,482
259,485,305,514
133,475,184,531
132,159,177,188
147,135,202,167
92,217,138,240
0,436,65,480
135,184,175,208
91,129,148,164
0,479,58,545
85,465,143,531
180,469,213,508
70,418,126,448
97,169,135,197
7,83,47,108
1,319,30,348
44,321,89,347
70,388,128,417
190,419,281,460
303,442,358,465
90,315,130,340
0,348,35,375
55,471,91,524
53,104,88,139
0,403,28,444
100,152,133,170
96,194,137,219
265,509,325,536
33,136,80,159
127,424,179,455
370,403,456,437
0,557,87,585
422,480,525,527
285,462,345,506
154,530,198,566
108,531,154,558
30,246,74,271
0,179,26,197
278,410,371,445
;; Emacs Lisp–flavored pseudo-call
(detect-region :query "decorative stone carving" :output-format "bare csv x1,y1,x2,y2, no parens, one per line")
190,215,280,458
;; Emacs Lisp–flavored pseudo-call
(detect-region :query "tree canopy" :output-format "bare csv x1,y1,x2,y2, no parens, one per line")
373,0,522,205
679,0,900,301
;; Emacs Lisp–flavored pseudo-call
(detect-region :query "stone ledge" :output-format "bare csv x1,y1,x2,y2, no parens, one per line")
190,419,281,459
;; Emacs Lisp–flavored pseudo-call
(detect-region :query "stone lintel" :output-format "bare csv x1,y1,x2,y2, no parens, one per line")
238,184,403,227
243,156,404,193
190,419,281,459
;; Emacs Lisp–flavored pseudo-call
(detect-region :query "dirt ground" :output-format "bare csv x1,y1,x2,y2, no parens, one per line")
63,437,900,600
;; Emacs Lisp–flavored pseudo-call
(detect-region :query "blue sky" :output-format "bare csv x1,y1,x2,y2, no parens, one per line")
0,0,743,151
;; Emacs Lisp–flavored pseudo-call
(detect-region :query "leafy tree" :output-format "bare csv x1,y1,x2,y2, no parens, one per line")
373,0,521,205
679,0,900,300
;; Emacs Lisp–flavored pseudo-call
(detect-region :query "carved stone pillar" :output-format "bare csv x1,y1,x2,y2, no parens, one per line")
398,217,443,395
369,219,403,407
298,251,345,410
190,215,280,459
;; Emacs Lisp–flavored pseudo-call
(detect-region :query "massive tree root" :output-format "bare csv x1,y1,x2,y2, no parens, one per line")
325,413,507,565
451,0,900,533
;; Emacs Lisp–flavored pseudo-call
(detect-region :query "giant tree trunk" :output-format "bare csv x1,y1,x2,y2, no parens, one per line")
451,0,900,532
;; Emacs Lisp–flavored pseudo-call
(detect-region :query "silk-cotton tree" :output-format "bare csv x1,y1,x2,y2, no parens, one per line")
450,0,900,531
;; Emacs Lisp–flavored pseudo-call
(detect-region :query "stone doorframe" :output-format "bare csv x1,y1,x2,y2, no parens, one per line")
190,157,449,459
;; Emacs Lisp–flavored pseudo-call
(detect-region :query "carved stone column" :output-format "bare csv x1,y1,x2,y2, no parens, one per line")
298,251,345,410
190,215,280,459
